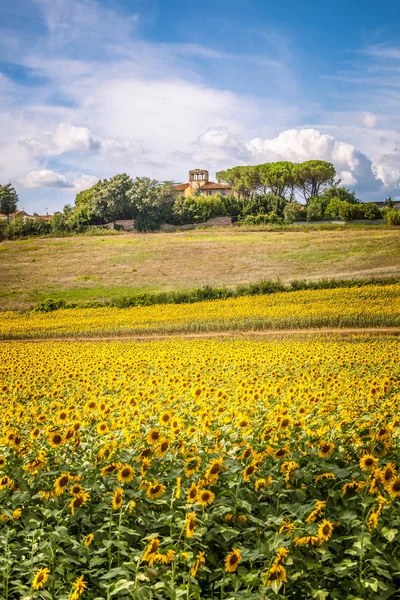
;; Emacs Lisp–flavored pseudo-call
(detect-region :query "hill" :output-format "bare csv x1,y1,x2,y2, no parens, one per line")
0,227,399,310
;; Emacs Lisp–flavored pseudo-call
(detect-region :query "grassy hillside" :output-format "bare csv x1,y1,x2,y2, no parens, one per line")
0,227,399,310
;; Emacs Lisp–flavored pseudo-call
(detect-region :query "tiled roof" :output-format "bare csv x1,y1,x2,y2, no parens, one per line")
201,182,232,190
173,183,190,191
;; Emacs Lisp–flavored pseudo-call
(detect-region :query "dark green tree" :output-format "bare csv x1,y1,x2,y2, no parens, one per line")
0,183,18,221
91,174,133,222
293,160,336,203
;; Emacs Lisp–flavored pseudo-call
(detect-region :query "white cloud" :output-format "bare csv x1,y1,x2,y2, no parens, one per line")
19,169,98,189
372,153,400,188
362,112,377,128
191,126,249,166
246,128,379,190
20,123,100,156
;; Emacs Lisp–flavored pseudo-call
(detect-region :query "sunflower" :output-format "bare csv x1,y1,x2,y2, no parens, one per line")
184,456,201,477
318,441,335,458
190,551,205,577
48,431,63,448
343,481,363,496
255,477,272,491
97,422,109,435
12,508,22,519
0,456,6,469
84,533,94,547
224,548,242,573
143,538,160,566
185,512,196,538
70,575,86,600
382,463,396,487
147,429,161,445
70,491,90,515
117,464,134,483
140,458,151,477
243,462,257,482
205,457,223,484
138,448,152,461
187,482,199,503
30,427,41,440
197,489,215,507
388,477,400,498
70,483,84,496
160,411,171,425
146,481,166,500
264,564,287,586
54,473,70,495
317,519,334,542
155,439,170,458
154,549,175,564
100,463,119,477
32,568,50,590
112,487,124,510
360,455,378,471
275,447,289,459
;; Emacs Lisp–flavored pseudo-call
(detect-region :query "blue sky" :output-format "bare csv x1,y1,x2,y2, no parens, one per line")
1,0,400,212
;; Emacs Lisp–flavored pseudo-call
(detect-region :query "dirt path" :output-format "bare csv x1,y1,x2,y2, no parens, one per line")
1,327,400,343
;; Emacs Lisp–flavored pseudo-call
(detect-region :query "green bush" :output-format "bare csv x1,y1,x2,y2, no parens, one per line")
383,208,400,225
361,202,382,220
34,298,69,312
284,201,305,223
338,201,362,221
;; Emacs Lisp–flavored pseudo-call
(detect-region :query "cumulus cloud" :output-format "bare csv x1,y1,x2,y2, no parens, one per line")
362,112,378,128
372,153,400,188
20,123,100,157
191,126,249,166
19,169,98,190
246,128,380,191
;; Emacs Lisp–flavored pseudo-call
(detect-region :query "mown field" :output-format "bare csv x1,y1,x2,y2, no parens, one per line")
1,283,399,339
0,336,400,599
0,228,399,310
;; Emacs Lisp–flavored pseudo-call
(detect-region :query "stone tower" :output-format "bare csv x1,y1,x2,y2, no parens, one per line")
189,169,209,191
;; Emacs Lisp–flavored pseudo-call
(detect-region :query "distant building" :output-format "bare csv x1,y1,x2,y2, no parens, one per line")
0,211,54,222
173,169,235,198
373,200,400,210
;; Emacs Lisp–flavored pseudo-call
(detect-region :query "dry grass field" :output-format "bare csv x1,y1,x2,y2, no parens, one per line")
0,227,399,310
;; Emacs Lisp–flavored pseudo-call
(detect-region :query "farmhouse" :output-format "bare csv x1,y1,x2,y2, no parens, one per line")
174,169,235,197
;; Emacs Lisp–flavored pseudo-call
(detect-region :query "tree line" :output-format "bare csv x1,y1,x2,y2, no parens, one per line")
0,159,398,240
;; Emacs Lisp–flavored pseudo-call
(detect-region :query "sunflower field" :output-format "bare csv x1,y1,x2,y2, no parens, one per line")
0,336,400,599
1,283,399,339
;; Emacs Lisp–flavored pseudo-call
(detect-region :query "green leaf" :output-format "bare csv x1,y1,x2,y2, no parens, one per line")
382,527,398,542
110,579,135,596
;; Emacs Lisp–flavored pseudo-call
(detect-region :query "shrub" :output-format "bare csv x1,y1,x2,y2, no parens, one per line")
361,202,382,220
383,208,400,225
338,201,362,221
284,201,305,223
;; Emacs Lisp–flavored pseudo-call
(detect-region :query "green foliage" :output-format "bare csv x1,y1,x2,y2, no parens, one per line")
91,174,134,222
362,203,382,220
293,160,336,203
320,186,360,205
383,209,400,225
241,212,283,225
34,298,69,312
0,183,18,219
0,215,51,240
33,277,399,312
127,179,176,231
306,197,326,221
339,202,363,222
284,202,305,223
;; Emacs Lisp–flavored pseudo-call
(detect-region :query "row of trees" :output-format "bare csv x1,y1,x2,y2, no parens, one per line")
0,158,398,239
216,160,337,203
